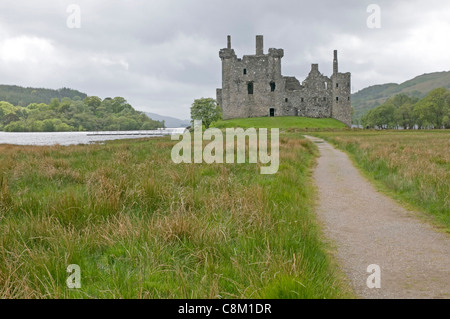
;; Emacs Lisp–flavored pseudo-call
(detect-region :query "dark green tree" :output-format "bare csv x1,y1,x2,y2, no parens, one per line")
83,96,102,114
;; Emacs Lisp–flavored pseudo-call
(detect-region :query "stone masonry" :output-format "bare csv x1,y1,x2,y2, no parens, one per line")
216,35,352,126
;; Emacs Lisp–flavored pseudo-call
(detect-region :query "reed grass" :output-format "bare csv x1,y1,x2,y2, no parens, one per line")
0,134,352,298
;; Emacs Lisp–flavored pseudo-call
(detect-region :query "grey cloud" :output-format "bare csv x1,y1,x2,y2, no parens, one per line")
0,0,449,119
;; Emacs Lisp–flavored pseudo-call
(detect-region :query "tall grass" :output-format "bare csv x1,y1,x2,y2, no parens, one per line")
312,130,450,230
0,134,352,298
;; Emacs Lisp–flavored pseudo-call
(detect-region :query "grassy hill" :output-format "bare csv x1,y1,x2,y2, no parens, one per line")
352,71,450,121
0,85,87,106
212,116,348,129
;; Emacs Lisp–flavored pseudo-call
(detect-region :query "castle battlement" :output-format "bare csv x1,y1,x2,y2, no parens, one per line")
216,35,352,126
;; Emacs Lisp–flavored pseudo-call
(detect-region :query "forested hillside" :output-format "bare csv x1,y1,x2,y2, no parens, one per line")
0,96,163,132
352,71,450,122
0,85,87,107
361,88,450,129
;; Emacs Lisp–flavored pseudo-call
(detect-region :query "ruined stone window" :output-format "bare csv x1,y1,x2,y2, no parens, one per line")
243,69,247,75
348,96,350,101
269,108,275,117
301,98,304,102
336,96,339,102
270,82,276,92
248,82,254,95
324,82,328,89
285,98,288,102
336,83,339,88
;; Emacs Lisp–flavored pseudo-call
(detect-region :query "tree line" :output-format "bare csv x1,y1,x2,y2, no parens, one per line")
0,85,87,107
0,96,163,132
361,88,450,129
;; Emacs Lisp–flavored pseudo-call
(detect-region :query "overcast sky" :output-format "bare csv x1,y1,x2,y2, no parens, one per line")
0,0,449,119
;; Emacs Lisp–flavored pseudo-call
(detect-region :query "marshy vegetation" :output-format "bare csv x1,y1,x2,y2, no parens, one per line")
0,133,352,298
2,116,447,299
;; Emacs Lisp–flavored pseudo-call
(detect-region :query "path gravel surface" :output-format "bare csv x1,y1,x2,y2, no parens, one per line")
304,135,450,299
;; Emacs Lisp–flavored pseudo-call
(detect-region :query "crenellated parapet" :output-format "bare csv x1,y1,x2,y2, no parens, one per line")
268,48,284,59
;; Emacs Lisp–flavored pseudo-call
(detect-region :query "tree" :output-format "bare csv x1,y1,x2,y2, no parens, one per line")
443,115,450,129
394,102,414,129
49,98,60,110
42,119,55,132
83,96,102,114
111,97,129,113
190,98,222,128
2,113,19,126
413,88,448,128
141,121,160,130
361,89,450,129
0,94,163,132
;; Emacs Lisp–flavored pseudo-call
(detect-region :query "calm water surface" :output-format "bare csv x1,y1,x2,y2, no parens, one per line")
0,128,186,146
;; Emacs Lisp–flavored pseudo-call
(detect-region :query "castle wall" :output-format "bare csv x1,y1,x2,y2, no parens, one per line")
217,36,352,126
281,64,333,118
220,42,285,119
331,72,352,126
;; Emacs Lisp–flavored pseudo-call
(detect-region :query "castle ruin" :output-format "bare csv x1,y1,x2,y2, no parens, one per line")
216,35,352,126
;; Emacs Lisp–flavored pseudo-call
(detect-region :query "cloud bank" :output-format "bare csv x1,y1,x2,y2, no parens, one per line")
0,0,449,119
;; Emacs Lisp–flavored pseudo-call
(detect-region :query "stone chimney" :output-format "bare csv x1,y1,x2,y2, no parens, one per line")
256,35,264,55
333,50,338,74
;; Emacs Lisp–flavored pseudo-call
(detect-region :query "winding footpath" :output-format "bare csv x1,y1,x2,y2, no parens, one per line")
304,136,450,299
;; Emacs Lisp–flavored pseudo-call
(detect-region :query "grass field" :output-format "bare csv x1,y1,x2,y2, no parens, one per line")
212,116,347,129
3,114,446,299
0,133,352,298
311,130,450,230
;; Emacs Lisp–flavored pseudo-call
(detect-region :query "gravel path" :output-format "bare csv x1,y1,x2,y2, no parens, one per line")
304,135,450,299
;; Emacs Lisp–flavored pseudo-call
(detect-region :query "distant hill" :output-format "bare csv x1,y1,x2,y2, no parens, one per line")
0,85,87,107
144,112,190,128
352,71,450,121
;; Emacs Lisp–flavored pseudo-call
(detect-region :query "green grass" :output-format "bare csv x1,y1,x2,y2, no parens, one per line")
0,134,353,298
212,116,347,129
311,130,450,231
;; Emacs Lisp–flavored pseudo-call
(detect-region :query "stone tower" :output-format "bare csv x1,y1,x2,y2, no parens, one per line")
331,50,352,126
216,36,352,126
